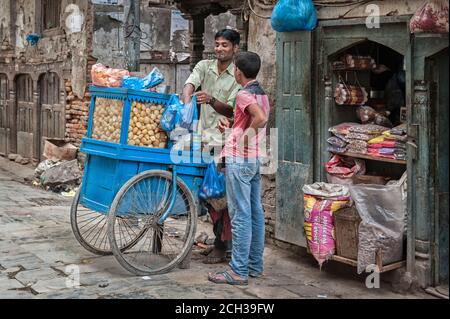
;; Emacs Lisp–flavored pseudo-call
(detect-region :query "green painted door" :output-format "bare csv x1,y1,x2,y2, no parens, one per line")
427,47,449,285
275,31,313,247
435,49,449,285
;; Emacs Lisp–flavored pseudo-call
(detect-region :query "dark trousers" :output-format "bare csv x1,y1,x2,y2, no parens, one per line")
200,201,232,252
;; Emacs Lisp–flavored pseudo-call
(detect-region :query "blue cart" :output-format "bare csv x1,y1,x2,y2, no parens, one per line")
70,86,208,275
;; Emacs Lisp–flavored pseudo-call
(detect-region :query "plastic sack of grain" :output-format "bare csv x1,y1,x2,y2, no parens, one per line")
303,183,352,267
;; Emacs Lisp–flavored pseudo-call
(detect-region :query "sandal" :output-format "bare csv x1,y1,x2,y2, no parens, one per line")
208,270,248,286
249,272,263,278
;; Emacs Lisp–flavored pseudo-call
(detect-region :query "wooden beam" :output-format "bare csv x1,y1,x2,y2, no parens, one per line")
174,0,242,17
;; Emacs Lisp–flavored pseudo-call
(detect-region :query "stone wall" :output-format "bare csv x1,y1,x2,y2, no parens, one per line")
0,0,92,160
0,0,11,49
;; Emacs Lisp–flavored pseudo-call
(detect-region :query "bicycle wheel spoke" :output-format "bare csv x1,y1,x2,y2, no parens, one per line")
71,187,113,255
91,221,107,248
78,214,103,228
83,216,107,242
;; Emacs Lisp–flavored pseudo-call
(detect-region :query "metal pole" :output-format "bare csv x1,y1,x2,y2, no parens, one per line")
124,0,141,72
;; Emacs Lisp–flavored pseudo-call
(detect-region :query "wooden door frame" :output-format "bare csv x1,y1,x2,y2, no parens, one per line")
413,38,449,287
427,47,449,286
38,72,65,162
15,74,36,160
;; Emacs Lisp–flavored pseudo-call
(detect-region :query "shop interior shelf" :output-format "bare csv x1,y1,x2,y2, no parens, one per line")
331,151,407,165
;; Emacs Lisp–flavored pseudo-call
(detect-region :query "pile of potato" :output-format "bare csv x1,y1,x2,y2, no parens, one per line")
92,98,123,143
128,102,168,148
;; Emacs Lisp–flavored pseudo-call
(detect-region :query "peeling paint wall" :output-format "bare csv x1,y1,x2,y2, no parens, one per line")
204,12,237,55
92,3,125,68
64,0,90,99
247,15,276,126
0,0,11,48
93,4,187,67
242,0,277,127
14,0,35,53
316,0,424,20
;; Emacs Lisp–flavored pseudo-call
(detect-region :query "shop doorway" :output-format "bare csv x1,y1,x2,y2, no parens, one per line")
317,38,409,272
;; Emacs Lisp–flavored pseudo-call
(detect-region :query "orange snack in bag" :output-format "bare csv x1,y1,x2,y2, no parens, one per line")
91,63,130,87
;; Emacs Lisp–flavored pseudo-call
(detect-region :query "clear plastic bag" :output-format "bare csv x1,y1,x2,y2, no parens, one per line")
349,172,407,274
91,63,130,88
271,0,318,32
327,136,347,148
348,124,387,135
122,67,165,90
329,122,361,136
356,106,377,123
198,161,226,201
410,0,449,34
179,96,199,132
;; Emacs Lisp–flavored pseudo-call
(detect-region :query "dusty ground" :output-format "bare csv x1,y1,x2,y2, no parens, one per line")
0,156,434,299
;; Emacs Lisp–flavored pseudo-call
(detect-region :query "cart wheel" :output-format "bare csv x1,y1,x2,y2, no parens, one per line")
70,187,112,255
108,170,197,276
71,186,141,255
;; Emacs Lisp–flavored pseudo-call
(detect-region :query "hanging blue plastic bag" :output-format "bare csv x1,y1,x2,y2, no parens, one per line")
271,0,318,32
198,161,225,201
160,95,183,132
122,67,165,90
179,96,199,132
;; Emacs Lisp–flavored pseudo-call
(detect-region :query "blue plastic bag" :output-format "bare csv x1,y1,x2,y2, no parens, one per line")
122,67,164,90
160,95,184,132
198,161,225,201
160,95,199,133
271,0,317,32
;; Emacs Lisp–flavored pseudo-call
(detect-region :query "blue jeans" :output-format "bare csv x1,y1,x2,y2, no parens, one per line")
225,158,265,279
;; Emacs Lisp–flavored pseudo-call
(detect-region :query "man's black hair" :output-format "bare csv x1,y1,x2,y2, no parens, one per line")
234,51,261,79
215,29,240,46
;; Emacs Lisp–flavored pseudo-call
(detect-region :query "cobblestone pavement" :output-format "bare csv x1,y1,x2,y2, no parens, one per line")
0,160,433,299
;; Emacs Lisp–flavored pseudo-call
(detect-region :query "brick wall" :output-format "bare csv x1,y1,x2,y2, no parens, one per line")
64,80,90,148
